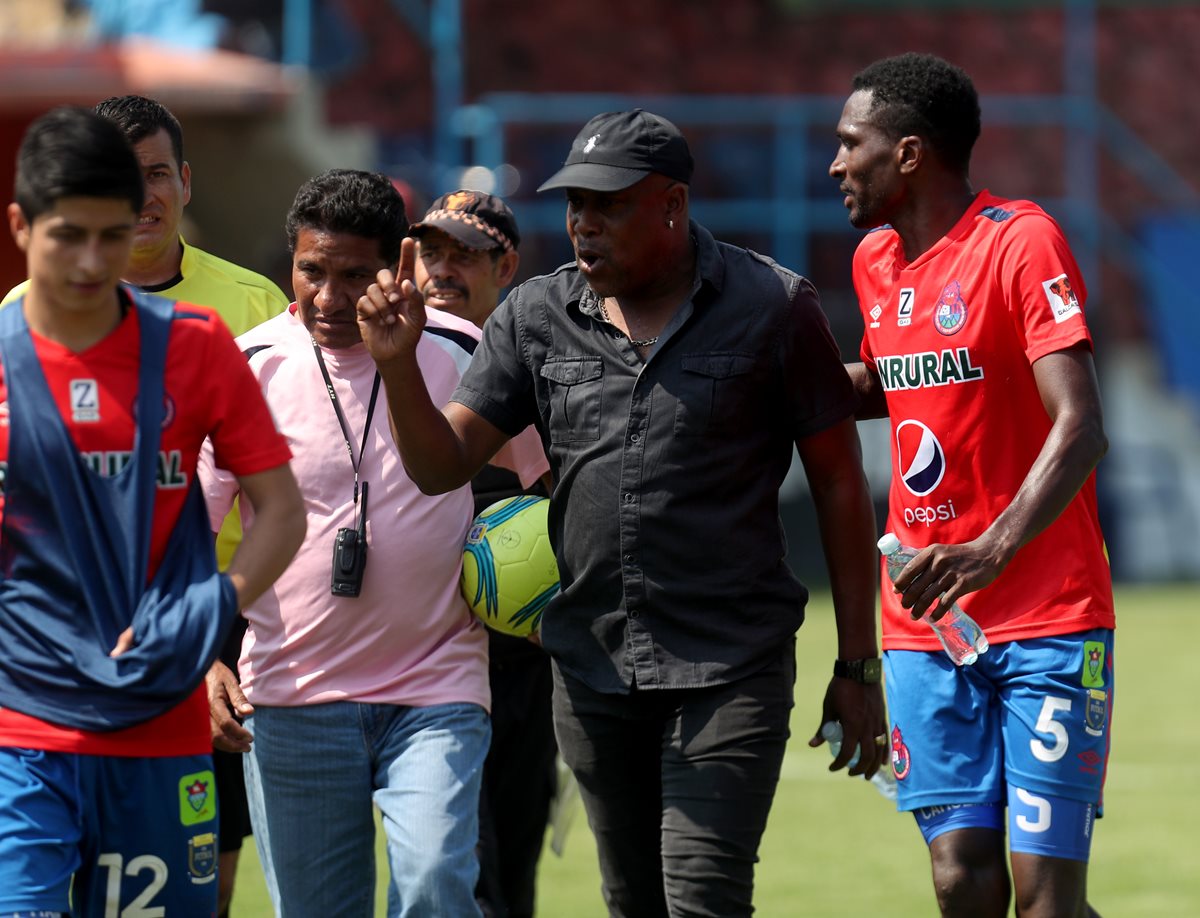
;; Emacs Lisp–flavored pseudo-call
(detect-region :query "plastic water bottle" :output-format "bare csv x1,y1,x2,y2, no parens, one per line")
821,721,897,801
877,533,989,666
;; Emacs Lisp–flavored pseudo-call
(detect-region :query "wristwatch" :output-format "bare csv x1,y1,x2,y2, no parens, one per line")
833,658,882,684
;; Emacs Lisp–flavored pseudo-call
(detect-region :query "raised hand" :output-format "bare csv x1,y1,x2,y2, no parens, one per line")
356,236,428,364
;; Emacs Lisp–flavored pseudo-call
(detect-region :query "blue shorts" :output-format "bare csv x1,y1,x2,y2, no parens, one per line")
0,747,218,916
911,792,1098,862
884,628,1114,860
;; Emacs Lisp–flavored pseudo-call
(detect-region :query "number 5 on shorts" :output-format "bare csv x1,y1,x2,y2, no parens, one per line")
1030,695,1071,763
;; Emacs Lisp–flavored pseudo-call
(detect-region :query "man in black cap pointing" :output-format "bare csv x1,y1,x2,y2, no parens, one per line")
357,110,884,917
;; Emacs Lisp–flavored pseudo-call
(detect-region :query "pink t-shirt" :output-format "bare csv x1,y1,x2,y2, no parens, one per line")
199,305,547,710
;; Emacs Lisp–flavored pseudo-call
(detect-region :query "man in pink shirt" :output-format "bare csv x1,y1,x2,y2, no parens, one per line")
200,170,544,918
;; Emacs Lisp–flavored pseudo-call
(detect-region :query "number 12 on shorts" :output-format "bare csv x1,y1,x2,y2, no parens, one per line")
97,852,167,918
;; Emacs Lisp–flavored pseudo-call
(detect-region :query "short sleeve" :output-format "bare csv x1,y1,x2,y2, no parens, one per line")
998,213,1093,364
201,317,292,476
780,274,858,439
451,288,539,437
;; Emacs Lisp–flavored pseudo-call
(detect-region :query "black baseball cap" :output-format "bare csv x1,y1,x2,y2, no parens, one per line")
537,109,694,193
410,190,520,252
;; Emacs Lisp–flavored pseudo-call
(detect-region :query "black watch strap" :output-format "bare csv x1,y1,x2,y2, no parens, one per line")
833,657,882,684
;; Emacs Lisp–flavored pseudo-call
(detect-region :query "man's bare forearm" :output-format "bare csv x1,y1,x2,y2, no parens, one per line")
376,356,509,496
846,361,888,420
798,418,880,658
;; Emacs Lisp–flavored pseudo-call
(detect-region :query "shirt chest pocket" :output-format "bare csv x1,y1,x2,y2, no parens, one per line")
674,353,757,437
540,357,603,443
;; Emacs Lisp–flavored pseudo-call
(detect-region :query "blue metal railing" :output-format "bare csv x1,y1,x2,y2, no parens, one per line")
454,86,1197,287
278,0,1198,293
454,92,1110,281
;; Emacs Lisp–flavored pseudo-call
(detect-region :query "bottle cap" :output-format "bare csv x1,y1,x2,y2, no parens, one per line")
877,533,901,555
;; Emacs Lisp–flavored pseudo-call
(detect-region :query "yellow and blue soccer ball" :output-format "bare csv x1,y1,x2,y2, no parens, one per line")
461,495,559,637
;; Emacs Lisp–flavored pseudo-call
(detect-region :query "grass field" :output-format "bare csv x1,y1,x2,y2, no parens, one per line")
231,584,1199,916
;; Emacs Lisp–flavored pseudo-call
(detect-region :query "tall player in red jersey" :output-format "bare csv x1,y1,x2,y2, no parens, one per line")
831,54,1112,918
0,107,304,916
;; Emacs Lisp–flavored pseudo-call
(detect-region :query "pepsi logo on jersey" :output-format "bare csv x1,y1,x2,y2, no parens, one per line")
904,500,959,528
895,419,945,496
895,418,959,528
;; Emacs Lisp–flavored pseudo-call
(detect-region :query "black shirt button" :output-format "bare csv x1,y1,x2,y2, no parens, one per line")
623,493,634,503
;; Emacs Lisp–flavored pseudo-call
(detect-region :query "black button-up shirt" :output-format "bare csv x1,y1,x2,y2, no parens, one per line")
453,222,856,693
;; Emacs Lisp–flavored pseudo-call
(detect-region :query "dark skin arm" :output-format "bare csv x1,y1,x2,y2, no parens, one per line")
846,361,888,420
892,344,1108,620
799,416,888,778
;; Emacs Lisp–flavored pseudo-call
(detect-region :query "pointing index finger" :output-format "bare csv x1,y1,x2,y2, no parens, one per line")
397,236,416,288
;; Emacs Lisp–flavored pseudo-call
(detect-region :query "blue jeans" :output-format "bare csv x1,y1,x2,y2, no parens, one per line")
243,701,489,918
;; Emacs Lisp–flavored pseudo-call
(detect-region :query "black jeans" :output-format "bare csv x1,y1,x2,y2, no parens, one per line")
552,642,795,918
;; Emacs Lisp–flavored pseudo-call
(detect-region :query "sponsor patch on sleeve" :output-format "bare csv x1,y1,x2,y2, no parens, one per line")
1042,274,1082,324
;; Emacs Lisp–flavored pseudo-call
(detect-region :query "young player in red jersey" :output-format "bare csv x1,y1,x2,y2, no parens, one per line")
0,107,304,916
831,54,1111,918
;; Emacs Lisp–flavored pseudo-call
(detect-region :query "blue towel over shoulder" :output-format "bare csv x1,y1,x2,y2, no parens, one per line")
0,290,237,731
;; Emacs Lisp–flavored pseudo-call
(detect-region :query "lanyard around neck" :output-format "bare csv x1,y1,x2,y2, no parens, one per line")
312,339,380,506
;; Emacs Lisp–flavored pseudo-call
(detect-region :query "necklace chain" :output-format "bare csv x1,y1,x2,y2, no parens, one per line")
599,299,658,348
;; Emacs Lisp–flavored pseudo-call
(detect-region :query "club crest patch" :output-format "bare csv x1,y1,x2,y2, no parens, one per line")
188,831,218,884
890,724,911,780
1081,641,1106,688
1084,689,1108,737
933,280,968,335
178,770,217,825
1042,273,1082,323
128,393,176,428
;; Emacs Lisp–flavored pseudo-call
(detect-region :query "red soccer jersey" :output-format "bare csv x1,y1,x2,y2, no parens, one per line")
0,292,291,755
854,191,1114,651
